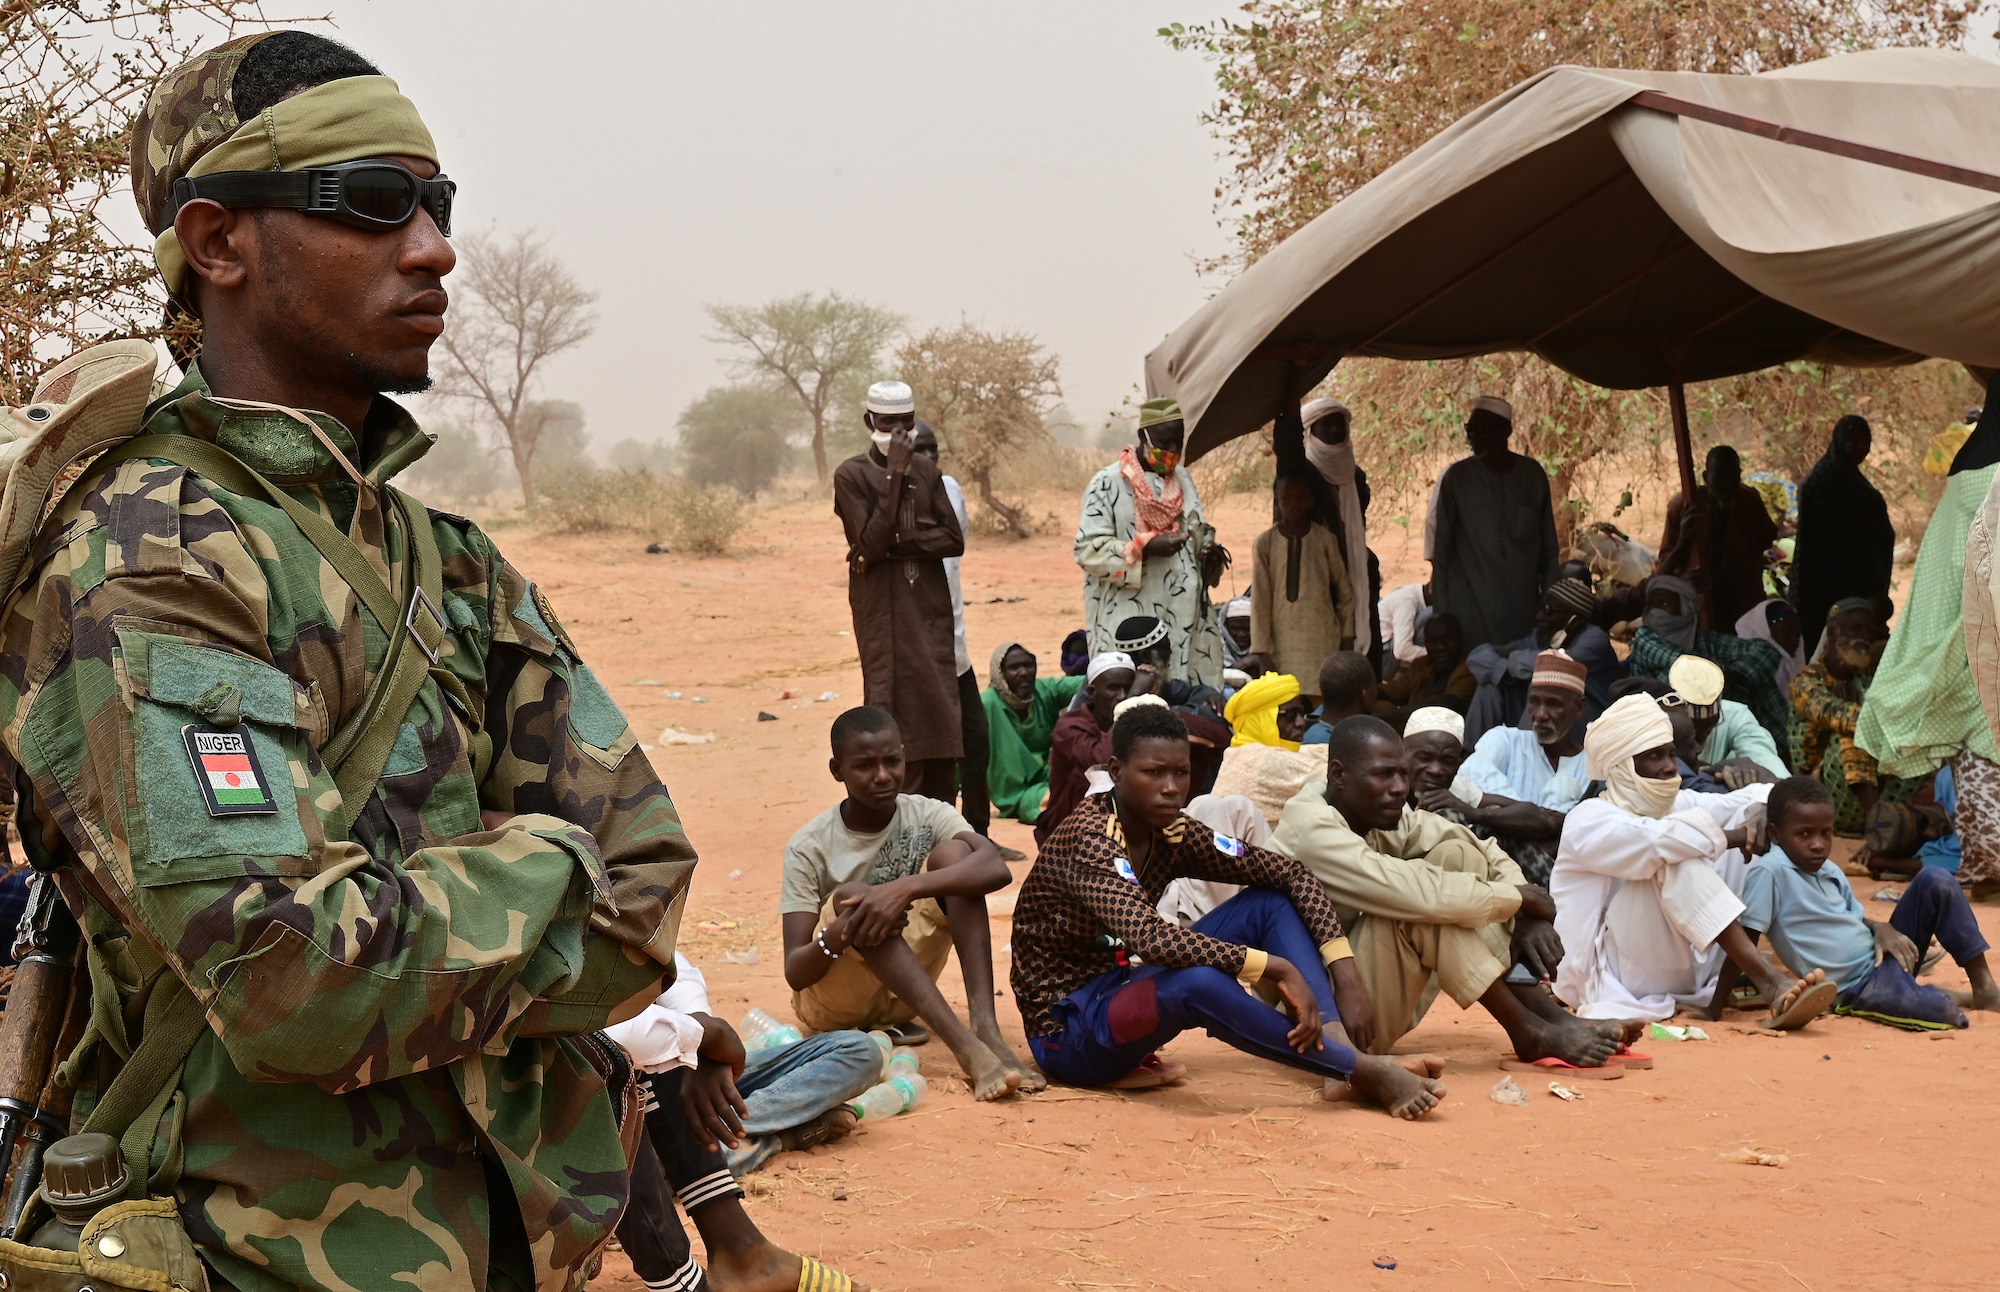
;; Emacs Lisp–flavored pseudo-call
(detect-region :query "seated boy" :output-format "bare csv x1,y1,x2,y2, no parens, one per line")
1009,702,1448,1120
606,954,879,1291
782,706,1037,1100
1741,776,2000,1029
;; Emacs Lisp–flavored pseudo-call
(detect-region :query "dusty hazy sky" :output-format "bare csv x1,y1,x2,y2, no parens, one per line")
322,2,1233,450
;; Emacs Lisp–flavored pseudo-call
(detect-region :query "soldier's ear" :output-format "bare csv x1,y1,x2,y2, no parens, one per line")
176,201,254,295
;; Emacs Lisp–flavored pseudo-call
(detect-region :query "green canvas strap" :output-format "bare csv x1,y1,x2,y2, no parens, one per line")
95,435,451,831
77,971,204,1201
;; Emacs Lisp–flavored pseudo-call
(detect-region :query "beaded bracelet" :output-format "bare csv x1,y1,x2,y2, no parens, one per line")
815,930,842,959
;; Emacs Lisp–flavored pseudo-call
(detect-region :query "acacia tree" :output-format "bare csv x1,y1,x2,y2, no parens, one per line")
0,2,273,403
707,292,903,481
436,230,597,504
1165,1,1983,544
676,382,801,495
897,322,1062,539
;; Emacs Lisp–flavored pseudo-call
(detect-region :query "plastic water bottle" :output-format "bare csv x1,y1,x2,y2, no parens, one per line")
887,1047,921,1079
889,1071,928,1112
866,1029,894,1075
739,1008,803,1051
847,1081,904,1121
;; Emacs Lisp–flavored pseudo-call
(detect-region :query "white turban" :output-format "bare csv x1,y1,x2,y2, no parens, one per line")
1403,707,1464,744
1087,651,1135,685
1584,694,1680,818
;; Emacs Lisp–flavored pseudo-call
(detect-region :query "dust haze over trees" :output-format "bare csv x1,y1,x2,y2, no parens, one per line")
676,383,802,495
0,2,270,402
436,230,599,505
1164,1,1985,541
706,292,903,481
897,322,1063,539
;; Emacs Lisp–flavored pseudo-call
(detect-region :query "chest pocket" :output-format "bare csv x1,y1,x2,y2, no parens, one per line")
115,627,317,885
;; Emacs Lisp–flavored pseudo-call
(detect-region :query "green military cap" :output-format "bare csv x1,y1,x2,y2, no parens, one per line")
1137,397,1182,430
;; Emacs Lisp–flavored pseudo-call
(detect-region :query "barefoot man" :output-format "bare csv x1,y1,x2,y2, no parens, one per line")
1274,715,1637,1070
1551,693,1838,1028
1010,703,1448,1119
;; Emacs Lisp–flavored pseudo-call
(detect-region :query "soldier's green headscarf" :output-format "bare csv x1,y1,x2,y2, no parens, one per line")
132,32,439,301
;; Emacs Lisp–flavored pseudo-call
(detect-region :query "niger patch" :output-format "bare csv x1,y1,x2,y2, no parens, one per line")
182,724,278,816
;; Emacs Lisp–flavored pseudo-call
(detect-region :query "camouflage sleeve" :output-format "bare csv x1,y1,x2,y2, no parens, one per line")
0,467,662,1092
476,551,696,1036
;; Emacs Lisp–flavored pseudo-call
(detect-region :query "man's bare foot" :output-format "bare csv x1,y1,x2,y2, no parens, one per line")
975,1022,1049,1092
1766,968,1827,1015
1587,1018,1649,1046
1338,1053,1447,1119
1320,1054,1446,1103
709,1244,872,1292
953,1036,1022,1101
1951,982,2000,1012
1509,1011,1621,1067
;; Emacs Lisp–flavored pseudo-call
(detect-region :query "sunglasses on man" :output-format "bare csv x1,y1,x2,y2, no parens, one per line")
168,159,454,235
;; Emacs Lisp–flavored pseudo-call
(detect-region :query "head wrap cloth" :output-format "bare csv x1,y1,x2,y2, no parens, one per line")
1087,652,1135,686
134,34,437,300
1404,707,1464,743
1226,672,1302,751
1584,694,1680,818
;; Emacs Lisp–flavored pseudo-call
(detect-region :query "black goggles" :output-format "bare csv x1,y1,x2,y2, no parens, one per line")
168,160,454,235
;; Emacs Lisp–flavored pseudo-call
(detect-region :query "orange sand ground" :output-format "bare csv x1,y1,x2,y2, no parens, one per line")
506,486,2000,1292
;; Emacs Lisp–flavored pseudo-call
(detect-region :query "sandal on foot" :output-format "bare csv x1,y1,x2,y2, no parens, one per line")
1499,1056,1624,1080
1107,1052,1187,1090
1606,1047,1654,1070
998,844,1027,861
798,1255,857,1292
781,1107,858,1153
883,1022,930,1046
1761,979,1838,1030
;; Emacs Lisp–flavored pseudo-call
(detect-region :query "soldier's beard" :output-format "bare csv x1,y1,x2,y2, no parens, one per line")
342,352,434,396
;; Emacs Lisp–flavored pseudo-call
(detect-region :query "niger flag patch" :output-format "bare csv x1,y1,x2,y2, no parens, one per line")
182,725,279,816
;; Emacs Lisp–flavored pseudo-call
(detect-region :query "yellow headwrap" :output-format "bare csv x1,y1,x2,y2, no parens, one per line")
1226,672,1302,751
152,75,438,300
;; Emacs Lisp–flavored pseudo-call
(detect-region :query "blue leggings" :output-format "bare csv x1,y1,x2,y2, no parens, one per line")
1028,887,1360,1085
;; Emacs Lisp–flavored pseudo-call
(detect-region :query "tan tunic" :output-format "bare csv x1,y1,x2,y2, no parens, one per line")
1250,522,1355,689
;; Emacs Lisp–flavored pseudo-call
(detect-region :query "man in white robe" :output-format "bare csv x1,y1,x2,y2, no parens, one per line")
1552,694,1837,1026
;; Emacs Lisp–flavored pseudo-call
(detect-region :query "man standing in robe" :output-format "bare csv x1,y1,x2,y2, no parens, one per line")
1791,416,1895,654
834,381,965,801
1076,398,1225,688
1656,445,1779,631
915,419,991,834
1429,396,1558,649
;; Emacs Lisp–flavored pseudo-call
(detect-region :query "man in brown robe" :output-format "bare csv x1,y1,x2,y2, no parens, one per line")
833,380,966,800
1656,444,1778,630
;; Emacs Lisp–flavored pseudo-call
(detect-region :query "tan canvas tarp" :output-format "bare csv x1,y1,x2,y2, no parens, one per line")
1147,48,2000,459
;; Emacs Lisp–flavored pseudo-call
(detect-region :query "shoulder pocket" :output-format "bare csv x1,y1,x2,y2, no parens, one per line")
505,586,636,771
115,626,318,885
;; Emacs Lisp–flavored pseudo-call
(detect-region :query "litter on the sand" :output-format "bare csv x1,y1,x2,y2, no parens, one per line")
667,690,684,699
779,688,799,700
1649,1023,1710,1041
1548,1083,1582,1101
690,696,707,703
1488,1076,1528,1106
819,690,839,702
1721,1147,1788,1167
1372,1257,1397,1270
659,727,715,745
722,948,760,965
630,679,663,686
1874,887,1903,902
729,868,743,880
757,711,777,722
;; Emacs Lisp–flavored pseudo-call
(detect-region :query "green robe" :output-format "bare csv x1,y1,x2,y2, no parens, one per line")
983,675,1084,821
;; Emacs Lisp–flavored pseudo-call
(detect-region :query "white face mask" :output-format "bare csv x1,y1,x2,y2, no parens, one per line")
1606,768,1682,819
871,430,894,453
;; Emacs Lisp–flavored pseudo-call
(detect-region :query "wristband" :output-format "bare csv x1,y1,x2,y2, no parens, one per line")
1320,937,1354,966
815,930,842,960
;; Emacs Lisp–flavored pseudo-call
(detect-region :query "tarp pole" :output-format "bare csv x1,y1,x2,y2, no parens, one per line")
1668,378,1697,502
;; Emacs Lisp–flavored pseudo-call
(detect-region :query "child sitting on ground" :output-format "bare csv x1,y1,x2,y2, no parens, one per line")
1742,776,2000,1029
781,706,1040,1100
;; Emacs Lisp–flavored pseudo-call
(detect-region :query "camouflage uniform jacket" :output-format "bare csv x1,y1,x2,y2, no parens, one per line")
0,366,695,1292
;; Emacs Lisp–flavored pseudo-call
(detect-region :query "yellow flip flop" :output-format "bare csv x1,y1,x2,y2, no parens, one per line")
799,1255,857,1292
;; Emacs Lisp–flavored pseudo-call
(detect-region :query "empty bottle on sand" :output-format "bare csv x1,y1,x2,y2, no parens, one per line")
887,1047,920,1079
739,1008,803,1051
847,1073,928,1121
